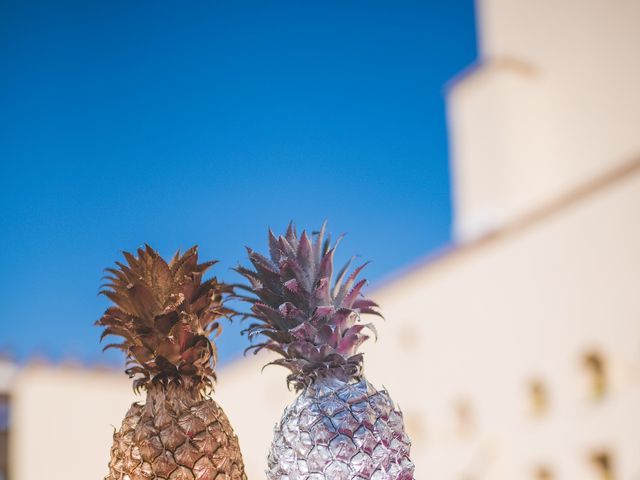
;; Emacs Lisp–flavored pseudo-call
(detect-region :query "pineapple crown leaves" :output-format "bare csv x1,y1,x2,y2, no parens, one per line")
96,244,235,393
235,221,382,391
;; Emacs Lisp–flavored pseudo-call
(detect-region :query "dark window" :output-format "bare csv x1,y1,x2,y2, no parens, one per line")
528,378,549,416
590,451,615,480
583,351,607,400
534,466,554,480
0,394,8,480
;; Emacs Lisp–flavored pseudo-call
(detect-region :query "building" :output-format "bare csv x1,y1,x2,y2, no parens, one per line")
2,0,640,479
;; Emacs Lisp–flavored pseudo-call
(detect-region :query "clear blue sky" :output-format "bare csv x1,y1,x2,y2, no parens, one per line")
0,1,477,367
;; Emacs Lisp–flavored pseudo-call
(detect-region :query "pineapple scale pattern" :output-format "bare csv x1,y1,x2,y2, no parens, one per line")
106,387,247,480
268,378,415,480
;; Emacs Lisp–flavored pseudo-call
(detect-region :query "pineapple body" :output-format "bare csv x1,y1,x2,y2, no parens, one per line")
107,384,246,480
268,377,414,480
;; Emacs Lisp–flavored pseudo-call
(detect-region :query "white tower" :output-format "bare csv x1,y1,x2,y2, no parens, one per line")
447,0,640,241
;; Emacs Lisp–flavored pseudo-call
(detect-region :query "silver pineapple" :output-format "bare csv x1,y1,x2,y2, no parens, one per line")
270,378,413,479
237,223,416,480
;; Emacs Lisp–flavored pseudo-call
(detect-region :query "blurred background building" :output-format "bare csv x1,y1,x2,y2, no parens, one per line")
2,0,640,479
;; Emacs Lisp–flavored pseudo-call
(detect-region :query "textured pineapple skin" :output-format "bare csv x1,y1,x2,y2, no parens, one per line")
268,377,415,480
106,385,246,480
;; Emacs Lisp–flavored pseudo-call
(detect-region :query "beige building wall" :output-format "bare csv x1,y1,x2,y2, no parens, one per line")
9,364,137,480
0,362,17,393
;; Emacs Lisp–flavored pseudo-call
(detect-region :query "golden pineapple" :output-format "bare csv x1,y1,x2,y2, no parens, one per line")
97,245,246,480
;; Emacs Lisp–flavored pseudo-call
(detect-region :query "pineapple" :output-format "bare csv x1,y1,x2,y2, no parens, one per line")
237,223,415,480
97,245,247,480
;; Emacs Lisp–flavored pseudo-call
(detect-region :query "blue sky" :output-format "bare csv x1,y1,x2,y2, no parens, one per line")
0,1,476,367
